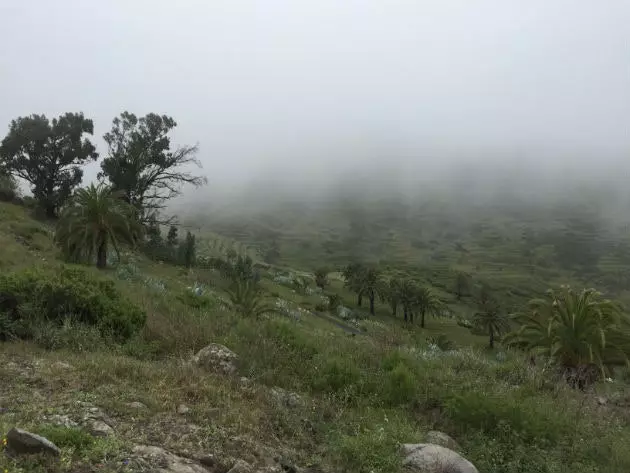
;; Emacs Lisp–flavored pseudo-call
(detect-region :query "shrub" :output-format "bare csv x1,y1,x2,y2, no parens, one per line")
313,357,361,392
381,363,417,406
0,266,146,341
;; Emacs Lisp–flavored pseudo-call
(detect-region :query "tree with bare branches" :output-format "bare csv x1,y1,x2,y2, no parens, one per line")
99,112,207,222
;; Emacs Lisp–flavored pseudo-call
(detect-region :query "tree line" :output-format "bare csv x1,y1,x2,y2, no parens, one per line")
0,111,206,268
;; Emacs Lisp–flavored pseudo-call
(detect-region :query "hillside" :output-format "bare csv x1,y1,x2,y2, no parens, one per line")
1,200,630,472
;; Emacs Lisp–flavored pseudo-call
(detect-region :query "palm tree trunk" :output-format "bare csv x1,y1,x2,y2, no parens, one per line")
369,295,375,315
96,240,108,269
403,306,408,322
357,293,363,307
489,326,494,349
420,308,426,328
410,310,414,323
391,301,397,316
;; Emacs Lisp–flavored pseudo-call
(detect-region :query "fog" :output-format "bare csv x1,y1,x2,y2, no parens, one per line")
1,0,629,208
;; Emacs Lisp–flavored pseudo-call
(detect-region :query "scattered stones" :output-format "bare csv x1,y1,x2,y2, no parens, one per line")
270,388,303,409
44,414,78,428
402,443,478,473
178,404,191,415
424,431,461,451
133,445,209,473
6,427,60,456
192,344,238,375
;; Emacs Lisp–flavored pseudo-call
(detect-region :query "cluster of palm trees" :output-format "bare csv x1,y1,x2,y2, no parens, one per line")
341,263,446,328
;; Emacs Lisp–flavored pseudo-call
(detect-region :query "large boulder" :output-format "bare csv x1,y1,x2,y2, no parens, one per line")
6,428,60,456
402,444,478,473
192,343,238,375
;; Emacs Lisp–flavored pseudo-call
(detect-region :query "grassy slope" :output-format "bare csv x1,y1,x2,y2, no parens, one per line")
2,201,630,472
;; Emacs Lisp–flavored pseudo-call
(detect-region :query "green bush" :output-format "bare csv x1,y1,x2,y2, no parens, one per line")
176,289,217,309
0,266,146,341
313,357,361,392
0,173,19,202
381,363,417,406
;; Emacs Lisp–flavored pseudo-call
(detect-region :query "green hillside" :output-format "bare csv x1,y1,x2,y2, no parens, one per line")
1,199,630,472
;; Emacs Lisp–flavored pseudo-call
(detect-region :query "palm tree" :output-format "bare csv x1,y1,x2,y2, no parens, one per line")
473,295,509,349
359,266,382,315
55,183,141,269
381,276,402,317
226,279,277,319
342,262,366,307
398,278,418,322
504,286,630,383
454,271,471,300
414,286,444,328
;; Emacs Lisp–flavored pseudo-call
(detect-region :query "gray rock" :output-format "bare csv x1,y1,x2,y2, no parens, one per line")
82,407,114,437
6,427,60,456
597,396,608,406
133,445,209,473
177,404,191,415
228,459,253,473
425,431,460,451
402,444,478,473
192,343,238,375
128,401,147,410
270,387,303,408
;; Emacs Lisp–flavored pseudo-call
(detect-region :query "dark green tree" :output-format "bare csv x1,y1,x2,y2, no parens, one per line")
314,267,330,290
454,271,471,300
361,266,382,315
342,262,366,307
166,225,179,247
179,231,196,268
0,113,98,217
415,286,444,328
99,112,206,221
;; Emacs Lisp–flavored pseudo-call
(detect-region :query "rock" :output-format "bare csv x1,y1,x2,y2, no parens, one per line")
133,445,209,473
227,459,253,473
424,431,460,451
6,427,60,456
192,344,238,375
270,387,303,408
178,404,191,415
597,396,608,406
402,444,478,473
82,407,114,437
128,401,147,409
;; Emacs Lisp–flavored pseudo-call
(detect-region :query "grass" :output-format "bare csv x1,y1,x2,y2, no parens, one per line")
1,200,630,472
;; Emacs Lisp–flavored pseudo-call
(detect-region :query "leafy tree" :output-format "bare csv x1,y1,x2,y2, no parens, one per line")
99,112,206,221
0,170,18,202
226,279,276,319
179,231,196,268
473,292,509,349
0,113,98,217
264,239,281,265
166,225,179,247
454,271,471,300
415,286,444,328
314,267,330,290
55,183,141,269
504,286,630,385
327,293,342,312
